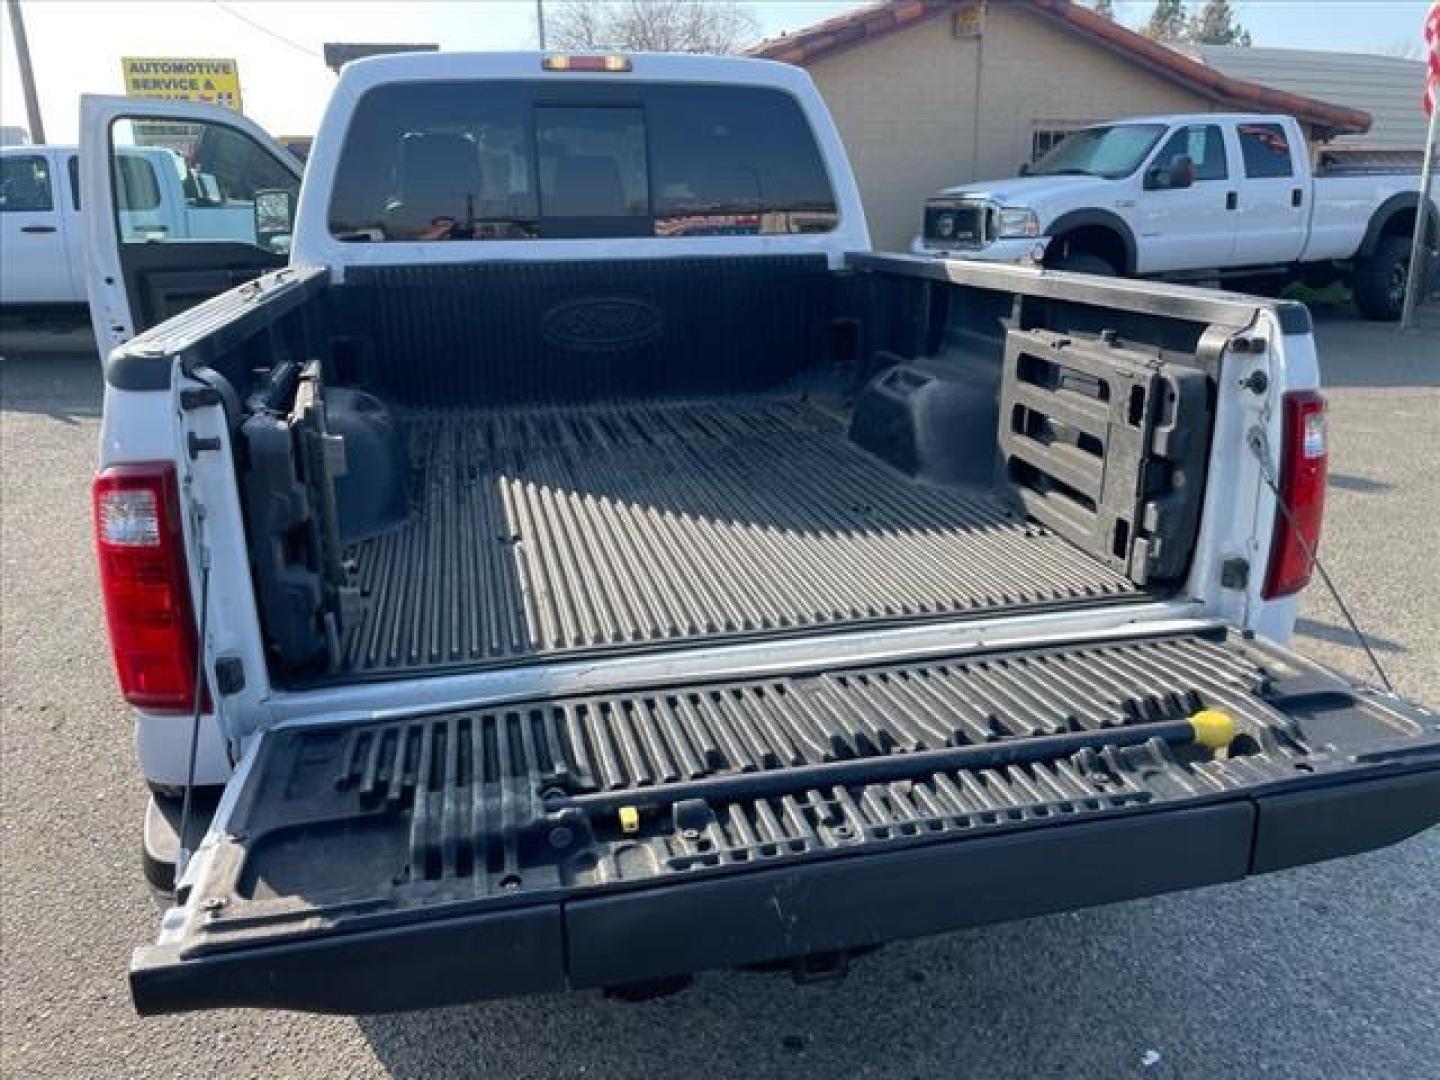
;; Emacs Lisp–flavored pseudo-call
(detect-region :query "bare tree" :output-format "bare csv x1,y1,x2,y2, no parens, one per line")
546,0,759,54
1092,0,1116,20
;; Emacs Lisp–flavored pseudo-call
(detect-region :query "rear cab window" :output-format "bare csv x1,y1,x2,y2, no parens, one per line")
1237,122,1294,179
327,81,839,241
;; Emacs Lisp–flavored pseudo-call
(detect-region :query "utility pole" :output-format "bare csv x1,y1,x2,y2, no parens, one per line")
1399,103,1437,330
536,0,547,49
5,0,45,144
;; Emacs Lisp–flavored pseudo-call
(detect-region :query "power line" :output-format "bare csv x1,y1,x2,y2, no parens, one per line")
208,1,323,60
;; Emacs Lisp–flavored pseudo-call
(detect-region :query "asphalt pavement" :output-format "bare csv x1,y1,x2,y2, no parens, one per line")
2,306,1437,1079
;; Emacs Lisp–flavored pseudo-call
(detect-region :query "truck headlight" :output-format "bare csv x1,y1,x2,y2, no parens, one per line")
933,211,957,240
997,208,1040,238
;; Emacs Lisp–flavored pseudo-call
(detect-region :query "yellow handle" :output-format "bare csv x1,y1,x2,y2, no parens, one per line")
1189,709,1238,751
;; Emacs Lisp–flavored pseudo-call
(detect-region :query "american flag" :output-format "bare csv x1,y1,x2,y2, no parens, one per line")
1426,1,1440,116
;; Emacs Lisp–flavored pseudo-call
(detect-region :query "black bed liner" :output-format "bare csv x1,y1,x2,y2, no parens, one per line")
334,397,1141,678
132,625,1440,1014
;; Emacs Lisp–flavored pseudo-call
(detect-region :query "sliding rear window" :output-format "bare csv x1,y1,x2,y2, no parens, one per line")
327,80,838,241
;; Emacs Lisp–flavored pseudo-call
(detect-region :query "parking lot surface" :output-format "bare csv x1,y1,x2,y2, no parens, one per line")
2,308,1437,1079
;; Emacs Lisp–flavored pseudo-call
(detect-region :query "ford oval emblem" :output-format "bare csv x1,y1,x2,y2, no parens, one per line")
543,295,664,350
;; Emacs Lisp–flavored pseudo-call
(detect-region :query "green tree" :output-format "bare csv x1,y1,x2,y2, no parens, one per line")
1188,0,1252,46
1143,0,1189,42
1093,0,1117,19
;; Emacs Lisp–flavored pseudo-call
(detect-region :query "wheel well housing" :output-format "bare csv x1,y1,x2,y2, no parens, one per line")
1045,210,1136,274
1360,193,1438,259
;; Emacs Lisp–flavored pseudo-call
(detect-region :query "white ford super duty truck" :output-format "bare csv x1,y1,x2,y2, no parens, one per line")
914,113,1439,321
81,54,1440,1016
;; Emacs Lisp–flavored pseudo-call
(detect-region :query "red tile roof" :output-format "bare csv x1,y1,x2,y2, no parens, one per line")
750,0,1371,138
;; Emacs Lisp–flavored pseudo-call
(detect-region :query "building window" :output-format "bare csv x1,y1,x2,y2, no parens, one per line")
1030,123,1100,163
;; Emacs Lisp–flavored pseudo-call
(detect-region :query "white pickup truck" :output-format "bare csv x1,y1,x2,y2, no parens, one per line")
80,55,1440,1017
0,137,297,315
915,113,1439,320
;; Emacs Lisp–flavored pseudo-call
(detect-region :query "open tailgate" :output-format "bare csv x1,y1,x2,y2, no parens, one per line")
133,624,1440,1015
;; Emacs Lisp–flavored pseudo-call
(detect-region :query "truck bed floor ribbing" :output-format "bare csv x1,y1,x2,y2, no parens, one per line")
337,397,1141,677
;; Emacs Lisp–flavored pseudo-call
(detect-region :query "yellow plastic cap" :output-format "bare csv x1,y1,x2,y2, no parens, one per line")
618,806,640,834
1189,709,1238,750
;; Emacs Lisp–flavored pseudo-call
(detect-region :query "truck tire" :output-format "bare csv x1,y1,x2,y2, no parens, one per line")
1352,236,1412,321
1054,251,1116,277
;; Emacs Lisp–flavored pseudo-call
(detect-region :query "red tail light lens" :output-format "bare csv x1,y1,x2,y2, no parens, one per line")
1262,391,1328,599
93,463,198,711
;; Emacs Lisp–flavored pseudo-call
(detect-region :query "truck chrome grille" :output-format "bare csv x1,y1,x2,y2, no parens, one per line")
924,200,988,248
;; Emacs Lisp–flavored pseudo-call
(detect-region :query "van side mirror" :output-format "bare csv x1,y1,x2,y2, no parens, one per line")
253,188,295,252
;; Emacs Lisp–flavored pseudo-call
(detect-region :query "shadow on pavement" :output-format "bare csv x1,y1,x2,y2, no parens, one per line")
355,828,1439,1080
0,351,103,424
353,907,1180,1080
1327,472,1393,495
1295,616,1407,655
1307,302,1440,390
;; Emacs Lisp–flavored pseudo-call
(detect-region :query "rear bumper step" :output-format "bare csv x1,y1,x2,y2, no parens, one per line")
131,626,1440,1015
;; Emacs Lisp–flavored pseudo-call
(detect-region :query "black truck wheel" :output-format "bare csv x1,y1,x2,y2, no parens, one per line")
1352,236,1413,321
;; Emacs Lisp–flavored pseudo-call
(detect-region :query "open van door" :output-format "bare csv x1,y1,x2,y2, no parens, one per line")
80,95,302,358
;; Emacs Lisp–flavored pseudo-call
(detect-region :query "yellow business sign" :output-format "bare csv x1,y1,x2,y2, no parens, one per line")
121,57,243,111
952,0,986,38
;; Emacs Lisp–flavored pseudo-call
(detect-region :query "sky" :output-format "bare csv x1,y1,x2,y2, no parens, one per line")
2,1,1436,143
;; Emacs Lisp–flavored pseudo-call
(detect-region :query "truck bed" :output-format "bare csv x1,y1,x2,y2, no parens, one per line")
336,396,1141,678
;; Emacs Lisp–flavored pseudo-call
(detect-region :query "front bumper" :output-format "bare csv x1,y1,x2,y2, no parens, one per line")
909,235,1050,263
130,763,1440,1015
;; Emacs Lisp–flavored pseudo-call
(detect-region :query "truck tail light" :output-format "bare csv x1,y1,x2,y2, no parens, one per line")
93,463,199,712
1262,391,1328,600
